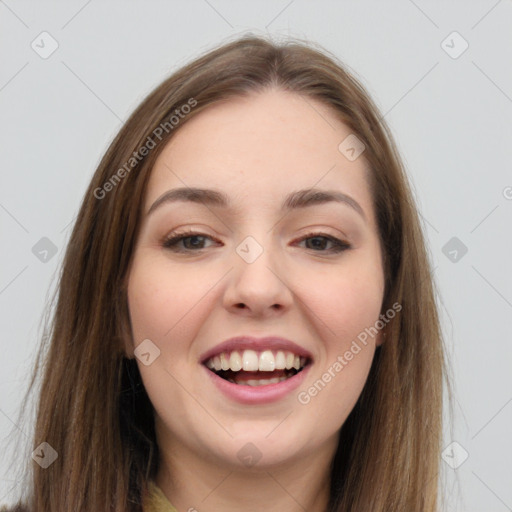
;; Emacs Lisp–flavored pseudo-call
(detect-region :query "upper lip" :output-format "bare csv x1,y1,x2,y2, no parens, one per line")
200,336,313,364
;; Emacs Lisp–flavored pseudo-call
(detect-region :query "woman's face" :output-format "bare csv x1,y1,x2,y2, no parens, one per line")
126,89,385,470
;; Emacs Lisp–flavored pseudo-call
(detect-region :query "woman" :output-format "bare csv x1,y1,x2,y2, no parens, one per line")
3,34,450,511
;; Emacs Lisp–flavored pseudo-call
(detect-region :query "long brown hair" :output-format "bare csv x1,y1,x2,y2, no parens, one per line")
4,34,452,511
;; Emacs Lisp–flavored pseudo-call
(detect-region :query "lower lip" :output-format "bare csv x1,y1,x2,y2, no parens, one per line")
203,364,312,405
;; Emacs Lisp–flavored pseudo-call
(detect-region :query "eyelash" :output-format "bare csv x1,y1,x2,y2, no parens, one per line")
161,229,351,254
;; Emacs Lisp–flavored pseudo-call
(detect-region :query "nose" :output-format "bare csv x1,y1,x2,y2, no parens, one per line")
222,238,293,317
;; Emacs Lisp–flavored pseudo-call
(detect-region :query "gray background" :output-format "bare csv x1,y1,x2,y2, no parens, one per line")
1,1,511,510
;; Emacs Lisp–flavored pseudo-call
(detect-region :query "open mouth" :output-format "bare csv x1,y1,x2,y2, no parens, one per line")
204,349,311,387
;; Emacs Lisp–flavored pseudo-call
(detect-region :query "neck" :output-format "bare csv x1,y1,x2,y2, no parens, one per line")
155,432,337,512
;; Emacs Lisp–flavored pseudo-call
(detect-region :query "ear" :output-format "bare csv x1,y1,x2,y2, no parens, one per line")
375,329,386,347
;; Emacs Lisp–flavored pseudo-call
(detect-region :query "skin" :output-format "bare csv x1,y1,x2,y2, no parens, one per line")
125,88,385,512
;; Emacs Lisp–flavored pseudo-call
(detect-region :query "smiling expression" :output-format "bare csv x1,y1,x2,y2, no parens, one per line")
126,88,385,469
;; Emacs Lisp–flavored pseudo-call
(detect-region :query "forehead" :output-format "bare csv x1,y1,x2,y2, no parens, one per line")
144,89,374,222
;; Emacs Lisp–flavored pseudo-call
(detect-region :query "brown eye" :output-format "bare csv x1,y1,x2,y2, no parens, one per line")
161,231,351,255
296,233,351,253
162,231,218,252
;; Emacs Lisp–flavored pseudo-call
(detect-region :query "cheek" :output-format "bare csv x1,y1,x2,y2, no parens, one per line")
302,255,384,342
295,257,383,419
126,256,214,407
127,254,214,345
332,277,383,338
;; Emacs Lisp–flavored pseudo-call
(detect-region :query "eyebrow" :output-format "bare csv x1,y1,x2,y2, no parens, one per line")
147,186,366,220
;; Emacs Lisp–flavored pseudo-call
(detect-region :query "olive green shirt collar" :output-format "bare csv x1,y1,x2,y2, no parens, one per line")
144,480,177,512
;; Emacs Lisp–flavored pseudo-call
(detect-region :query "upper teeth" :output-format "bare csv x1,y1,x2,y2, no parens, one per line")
205,350,305,372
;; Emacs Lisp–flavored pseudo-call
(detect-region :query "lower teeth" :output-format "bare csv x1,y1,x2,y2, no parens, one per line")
228,375,289,386
213,366,303,386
